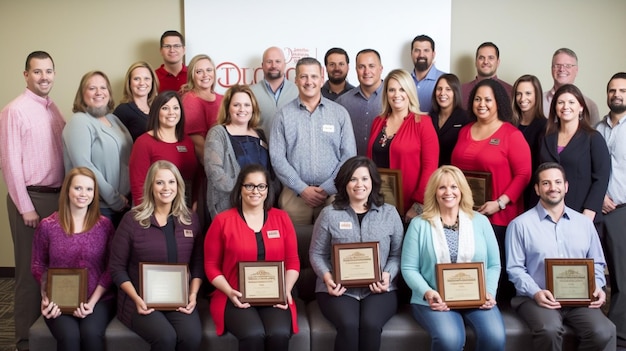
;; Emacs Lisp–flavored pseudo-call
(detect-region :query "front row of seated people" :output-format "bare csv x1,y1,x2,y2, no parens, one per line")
31,158,615,351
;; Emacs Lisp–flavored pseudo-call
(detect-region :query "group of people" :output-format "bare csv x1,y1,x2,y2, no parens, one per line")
1,28,625,351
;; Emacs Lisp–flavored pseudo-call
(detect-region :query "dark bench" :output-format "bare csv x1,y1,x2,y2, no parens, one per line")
30,224,578,350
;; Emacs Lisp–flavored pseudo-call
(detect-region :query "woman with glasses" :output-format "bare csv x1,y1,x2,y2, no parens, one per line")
204,85,273,219
204,164,300,351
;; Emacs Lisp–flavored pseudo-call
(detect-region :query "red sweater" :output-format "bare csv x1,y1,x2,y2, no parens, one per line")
204,208,300,335
367,113,439,211
182,91,223,137
129,133,198,205
451,122,531,226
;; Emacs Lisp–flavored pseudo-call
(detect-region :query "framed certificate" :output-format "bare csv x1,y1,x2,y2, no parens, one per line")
332,242,382,287
46,268,87,314
377,168,404,214
238,261,286,305
139,263,189,310
436,262,486,308
545,258,595,306
462,171,492,209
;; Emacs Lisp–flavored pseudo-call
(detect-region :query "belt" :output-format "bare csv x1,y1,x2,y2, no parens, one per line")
26,186,61,193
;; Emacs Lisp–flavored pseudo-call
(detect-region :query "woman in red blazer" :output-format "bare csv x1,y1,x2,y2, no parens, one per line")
204,164,300,351
367,69,439,222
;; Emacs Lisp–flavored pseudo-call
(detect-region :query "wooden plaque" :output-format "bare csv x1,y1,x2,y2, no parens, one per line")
238,261,286,305
436,262,486,308
47,268,88,314
545,258,595,306
139,262,189,310
333,242,382,287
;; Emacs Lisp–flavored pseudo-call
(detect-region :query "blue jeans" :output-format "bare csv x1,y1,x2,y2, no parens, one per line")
411,303,505,351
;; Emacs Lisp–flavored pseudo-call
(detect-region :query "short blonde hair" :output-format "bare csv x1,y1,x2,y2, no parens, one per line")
421,165,474,224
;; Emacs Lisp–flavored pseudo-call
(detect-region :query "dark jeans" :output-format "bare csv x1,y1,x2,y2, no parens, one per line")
130,308,201,351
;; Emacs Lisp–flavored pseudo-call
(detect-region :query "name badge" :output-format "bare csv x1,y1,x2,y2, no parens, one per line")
489,138,500,145
322,124,335,133
183,229,193,237
177,145,188,152
339,222,353,230
267,230,280,239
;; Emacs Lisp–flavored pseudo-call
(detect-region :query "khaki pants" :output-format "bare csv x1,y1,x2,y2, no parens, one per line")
278,187,333,225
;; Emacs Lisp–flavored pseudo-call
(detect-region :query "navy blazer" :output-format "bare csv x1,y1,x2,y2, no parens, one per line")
539,129,611,221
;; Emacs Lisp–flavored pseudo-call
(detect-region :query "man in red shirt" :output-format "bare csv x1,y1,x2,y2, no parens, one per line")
156,30,187,93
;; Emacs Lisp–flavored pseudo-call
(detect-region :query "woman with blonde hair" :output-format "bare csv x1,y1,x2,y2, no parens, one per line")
367,68,439,221
114,61,159,141
110,161,203,351
32,167,115,351
180,54,224,160
401,165,504,351
204,84,274,218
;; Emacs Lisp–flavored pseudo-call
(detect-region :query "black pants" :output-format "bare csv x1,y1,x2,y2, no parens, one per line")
603,206,626,346
316,291,397,351
130,308,201,351
492,224,515,305
224,300,292,351
44,299,115,351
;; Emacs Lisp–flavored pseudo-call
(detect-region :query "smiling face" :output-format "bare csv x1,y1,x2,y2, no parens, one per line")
386,78,409,113
229,92,253,126
346,166,372,205
411,40,435,73
535,168,568,207
326,53,349,84
356,52,383,89
158,97,181,130
262,47,286,81
152,169,178,207
435,174,461,212
192,58,215,91
24,57,55,97
551,53,578,88
241,171,268,209
130,67,153,99
68,174,95,211
515,81,536,114
83,74,110,117
607,78,626,115
160,35,185,65
555,92,583,124
475,46,499,78
296,63,323,101
435,78,454,110
472,86,498,123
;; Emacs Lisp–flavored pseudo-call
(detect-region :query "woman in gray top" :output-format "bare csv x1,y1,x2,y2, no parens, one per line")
204,85,272,219
309,156,404,351
63,70,132,227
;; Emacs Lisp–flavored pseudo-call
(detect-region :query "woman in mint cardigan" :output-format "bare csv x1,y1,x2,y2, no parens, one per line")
401,165,505,351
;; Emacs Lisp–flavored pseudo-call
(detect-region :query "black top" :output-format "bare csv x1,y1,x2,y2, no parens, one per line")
429,108,469,166
518,116,547,209
114,102,149,141
371,127,393,168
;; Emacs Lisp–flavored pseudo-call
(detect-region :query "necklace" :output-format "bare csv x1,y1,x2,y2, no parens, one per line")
441,216,459,231
378,126,395,147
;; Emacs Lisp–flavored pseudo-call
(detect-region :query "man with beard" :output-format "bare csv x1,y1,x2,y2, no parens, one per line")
156,30,187,92
270,57,356,225
251,46,299,134
597,72,626,348
336,49,384,155
410,35,444,113
543,48,600,125
506,162,616,351
321,47,354,101
461,42,512,108
0,51,65,351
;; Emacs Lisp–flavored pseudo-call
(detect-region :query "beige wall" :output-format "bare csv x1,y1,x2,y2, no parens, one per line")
0,0,624,268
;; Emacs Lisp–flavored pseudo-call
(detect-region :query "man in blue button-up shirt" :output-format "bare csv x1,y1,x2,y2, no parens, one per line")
505,162,615,351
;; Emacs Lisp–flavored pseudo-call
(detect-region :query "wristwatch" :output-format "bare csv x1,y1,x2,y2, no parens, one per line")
496,198,506,210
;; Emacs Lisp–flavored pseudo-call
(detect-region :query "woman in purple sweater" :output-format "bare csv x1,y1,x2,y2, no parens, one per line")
31,167,115,351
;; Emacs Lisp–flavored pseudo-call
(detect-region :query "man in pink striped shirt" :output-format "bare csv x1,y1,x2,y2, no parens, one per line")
0,51,65,351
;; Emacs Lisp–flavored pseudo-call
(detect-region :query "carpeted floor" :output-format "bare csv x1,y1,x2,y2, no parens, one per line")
0,278,15,351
